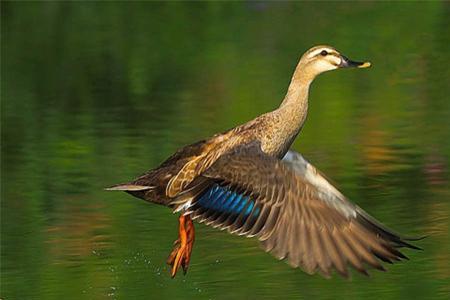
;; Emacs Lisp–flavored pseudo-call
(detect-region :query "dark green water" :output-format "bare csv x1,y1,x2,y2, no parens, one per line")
2,2,450,300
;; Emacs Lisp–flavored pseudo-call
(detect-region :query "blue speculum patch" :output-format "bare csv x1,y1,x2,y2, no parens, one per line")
196,184,260,217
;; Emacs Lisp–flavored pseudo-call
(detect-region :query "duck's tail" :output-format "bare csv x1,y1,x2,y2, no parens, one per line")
105,183,154,191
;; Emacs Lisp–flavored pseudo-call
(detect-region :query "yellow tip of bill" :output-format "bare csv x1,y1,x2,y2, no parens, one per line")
358,62,371,68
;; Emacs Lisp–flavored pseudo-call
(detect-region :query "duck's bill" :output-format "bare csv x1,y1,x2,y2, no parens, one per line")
339,56,371,68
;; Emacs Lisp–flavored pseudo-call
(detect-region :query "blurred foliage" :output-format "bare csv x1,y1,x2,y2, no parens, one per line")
1,1,449,300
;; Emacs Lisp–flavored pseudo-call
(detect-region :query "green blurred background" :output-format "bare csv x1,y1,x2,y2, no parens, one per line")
1,1,449,299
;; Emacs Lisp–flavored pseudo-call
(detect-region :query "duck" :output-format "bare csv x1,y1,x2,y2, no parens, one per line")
107,45,421,278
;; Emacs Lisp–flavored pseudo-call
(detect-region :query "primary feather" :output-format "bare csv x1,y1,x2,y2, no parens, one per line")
184,145,419,277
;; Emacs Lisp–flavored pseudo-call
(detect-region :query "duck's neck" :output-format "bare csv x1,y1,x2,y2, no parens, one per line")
279,75,311,122
258,61,317,157
280,60,315,109
276,63,314,144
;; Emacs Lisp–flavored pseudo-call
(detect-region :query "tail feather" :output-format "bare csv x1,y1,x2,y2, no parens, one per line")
105,183,154,191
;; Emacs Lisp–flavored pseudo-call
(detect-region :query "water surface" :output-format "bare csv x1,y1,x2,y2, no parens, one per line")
2,2,449,300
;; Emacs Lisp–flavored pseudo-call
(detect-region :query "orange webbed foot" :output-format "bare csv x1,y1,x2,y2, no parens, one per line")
167,215,195,278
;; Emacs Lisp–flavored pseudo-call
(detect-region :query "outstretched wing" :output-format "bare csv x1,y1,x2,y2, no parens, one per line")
186,144,420,278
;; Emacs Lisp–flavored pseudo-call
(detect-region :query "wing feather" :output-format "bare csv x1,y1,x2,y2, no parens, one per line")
186,145,419,277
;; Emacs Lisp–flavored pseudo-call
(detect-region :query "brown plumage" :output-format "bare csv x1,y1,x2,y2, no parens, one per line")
107,45,421,278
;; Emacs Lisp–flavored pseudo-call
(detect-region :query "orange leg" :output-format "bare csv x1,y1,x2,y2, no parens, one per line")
167,214,195,278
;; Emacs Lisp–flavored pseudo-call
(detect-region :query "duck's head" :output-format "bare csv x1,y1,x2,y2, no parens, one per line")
299,45,371,78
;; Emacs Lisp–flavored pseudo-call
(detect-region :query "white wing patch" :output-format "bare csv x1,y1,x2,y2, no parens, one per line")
173,199,193,213
282,150,357,218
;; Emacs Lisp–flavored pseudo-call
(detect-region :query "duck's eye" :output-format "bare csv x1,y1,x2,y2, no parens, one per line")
320,50,328,56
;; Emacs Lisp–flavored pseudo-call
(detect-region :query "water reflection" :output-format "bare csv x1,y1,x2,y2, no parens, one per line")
45,198,112,265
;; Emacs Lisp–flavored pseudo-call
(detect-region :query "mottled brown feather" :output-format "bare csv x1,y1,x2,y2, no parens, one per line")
191,145,418,278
